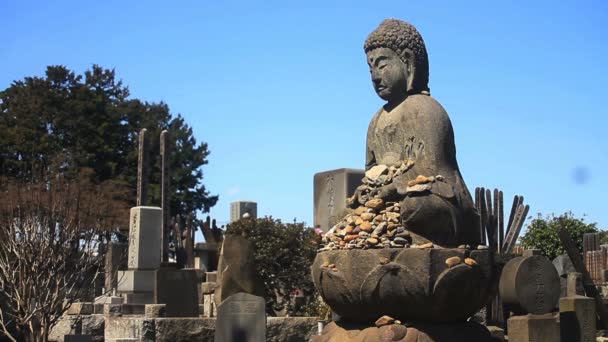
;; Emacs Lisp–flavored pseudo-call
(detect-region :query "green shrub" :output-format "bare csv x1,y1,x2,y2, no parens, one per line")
226,217,320,316
520,212,600,260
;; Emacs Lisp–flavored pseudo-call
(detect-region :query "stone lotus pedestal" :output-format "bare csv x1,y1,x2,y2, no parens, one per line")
311,248,497,341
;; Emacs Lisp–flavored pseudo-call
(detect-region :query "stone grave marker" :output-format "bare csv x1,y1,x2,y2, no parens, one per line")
499,255,560,314
559,272,596,342
313,168,364,231
117,206,162,304
215,292,265,342
154,267,199,317
230,201,258,222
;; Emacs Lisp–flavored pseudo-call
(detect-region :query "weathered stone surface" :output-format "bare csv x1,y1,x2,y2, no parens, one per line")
201,282,216,295
312,248,495,322
49,315,104,342
67,302,93,315
553,254,581,297
499,255,560,314
365,165,389,180
214,235,265,306
311,321,493,342
127,206,162,270
215,292,265,342
560,295,595,342
63,336,92,342
230,201,258,222
104,317,153,341
155,318,215,342
314,168,365,231
145,304,166,318
116,270,155,301
507,313,559,342
155,268,199,317
266,317,318,342
104,242,128,292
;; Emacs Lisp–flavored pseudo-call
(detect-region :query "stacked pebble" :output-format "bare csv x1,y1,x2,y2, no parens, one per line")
319,161,440,252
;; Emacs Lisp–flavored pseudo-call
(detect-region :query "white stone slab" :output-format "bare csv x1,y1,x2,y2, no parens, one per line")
127,206,162,270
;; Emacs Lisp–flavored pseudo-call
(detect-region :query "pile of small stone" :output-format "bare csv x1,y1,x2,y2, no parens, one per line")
319,162,443,252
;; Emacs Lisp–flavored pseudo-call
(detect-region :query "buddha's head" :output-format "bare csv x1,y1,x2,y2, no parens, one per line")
364,19,430,104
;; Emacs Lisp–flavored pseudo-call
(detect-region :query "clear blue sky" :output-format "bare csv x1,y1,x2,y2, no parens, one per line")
2,0,607,239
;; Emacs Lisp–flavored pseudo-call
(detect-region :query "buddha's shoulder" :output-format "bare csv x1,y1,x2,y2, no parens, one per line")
403,94,449,119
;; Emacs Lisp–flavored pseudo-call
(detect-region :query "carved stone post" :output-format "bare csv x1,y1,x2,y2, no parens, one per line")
136,128,150,207
160,130,171,262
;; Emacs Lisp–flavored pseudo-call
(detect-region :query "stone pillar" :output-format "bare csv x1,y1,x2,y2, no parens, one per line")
117,206,162,304
506,313,559,342
313,168,364,232
559,272,596,342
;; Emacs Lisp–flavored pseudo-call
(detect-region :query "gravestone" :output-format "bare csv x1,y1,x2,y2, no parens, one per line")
559,272,596,342
154,266,199,317
313,168,364,231
214,235,265,306
230,201,258,222
117,206,162,304
553,254,580,297
215,292,266,342
499,255,560,314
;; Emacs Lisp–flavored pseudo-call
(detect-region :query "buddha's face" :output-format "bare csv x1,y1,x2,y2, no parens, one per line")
367,48,409,104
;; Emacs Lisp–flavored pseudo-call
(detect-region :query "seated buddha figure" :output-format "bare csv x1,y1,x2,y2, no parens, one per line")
360,19,480,247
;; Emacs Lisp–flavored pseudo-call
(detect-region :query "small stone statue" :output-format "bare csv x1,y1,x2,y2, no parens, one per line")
351,19,479,247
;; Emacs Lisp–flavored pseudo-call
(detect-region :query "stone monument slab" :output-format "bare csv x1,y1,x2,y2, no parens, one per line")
127,206,162,270
313,168,364,231
215,292,265,342
230,201,258,222
154,268,199,317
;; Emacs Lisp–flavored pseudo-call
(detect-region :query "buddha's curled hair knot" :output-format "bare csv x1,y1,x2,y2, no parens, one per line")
364,19,430,94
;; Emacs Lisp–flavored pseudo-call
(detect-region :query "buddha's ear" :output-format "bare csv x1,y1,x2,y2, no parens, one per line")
400,48,416,93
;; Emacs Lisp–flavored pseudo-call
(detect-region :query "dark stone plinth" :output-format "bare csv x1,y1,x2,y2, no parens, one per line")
155,268,199,317
312,248,495,323
311,321,493,342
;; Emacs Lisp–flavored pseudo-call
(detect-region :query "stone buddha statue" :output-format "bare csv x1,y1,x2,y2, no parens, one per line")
360,19,479,247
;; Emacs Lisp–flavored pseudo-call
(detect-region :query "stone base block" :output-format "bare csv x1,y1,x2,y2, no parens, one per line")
145,304,167,318
312,321,492,342
507,313,559,342
94,295,124,305
64,335,92,342
559,296,595,342
117,270,155,293
123,292,154,304
67,302,94,315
